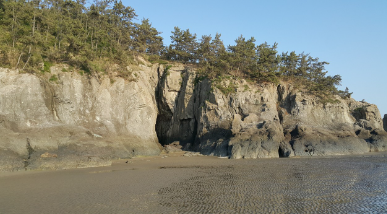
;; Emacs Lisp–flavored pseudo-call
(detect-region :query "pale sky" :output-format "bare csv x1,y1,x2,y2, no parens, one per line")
124,0,387,116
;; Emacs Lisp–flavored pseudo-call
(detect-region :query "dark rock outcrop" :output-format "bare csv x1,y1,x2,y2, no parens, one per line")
155,65,196,148
157,67,387,159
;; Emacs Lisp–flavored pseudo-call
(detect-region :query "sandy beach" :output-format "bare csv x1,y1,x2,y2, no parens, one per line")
1,152,387,214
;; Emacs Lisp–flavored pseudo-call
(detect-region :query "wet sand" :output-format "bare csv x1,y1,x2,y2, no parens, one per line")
1,152,387,214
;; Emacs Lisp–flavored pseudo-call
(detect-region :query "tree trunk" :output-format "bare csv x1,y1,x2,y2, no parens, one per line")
12,5,16,48
32,14,36,36
22,46,32,70
46,26,49,42
16,53,23,69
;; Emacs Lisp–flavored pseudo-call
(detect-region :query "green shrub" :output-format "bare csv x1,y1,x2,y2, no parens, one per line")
215,82,236,95
43,62,53,73
165,65,172,75
80,61,91,74
49,74,58,82
148,55,168,64
212,76,237,95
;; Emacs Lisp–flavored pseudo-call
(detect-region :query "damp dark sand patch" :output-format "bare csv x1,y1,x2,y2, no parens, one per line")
1,153,387,213
158,157,387,213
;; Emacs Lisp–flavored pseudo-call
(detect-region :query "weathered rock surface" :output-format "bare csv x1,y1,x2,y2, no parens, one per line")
156,66,387,159
155,65,196,149
1,63,387,171
164,141,183,153
192,79,285,158
384,114,387,132
0,65,161,171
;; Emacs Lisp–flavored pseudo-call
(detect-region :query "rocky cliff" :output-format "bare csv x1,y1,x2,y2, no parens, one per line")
0,64,161,171
156,66,387,159
1,64,386,171
384,114,387,132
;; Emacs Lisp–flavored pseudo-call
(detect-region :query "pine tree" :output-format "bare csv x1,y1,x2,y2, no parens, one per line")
228,35,257,76
280,51,298,76
167,27,197,62
133,18,163,55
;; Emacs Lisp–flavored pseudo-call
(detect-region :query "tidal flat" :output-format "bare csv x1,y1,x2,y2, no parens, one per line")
1,153,387,214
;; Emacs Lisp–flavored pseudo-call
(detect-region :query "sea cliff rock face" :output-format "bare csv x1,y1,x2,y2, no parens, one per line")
155,65,196,148
0,65,161,171
278,88,375,156
193,79,284,159
1,64,387,171
157,67,387,159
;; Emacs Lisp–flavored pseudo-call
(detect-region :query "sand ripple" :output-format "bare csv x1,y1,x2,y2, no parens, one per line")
1,155,386,213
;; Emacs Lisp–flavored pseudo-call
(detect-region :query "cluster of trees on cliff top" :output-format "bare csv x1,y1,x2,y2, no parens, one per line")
0,0,351,98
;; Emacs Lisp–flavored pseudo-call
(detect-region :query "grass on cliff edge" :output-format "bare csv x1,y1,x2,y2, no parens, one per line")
13,54,350,105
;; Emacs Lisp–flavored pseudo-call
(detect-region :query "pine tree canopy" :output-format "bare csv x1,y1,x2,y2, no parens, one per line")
0,0,351,99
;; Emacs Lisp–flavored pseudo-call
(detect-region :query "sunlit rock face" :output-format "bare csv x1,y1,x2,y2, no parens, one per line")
0,65,161,171
1,64,387,171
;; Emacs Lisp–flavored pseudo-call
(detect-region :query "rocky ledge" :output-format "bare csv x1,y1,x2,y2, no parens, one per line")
0,64,386,171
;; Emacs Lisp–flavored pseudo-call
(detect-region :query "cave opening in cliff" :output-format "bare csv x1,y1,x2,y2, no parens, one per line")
278,147,288,157
154,91,198,148
155,114,198,149
155,114,170,146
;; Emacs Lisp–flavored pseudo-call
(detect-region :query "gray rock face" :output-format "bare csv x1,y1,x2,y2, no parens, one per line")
0,65,161,171
2,63,387,171
155,65,196,148
156,66,387,159
277,86,378,156
193,79,284,158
